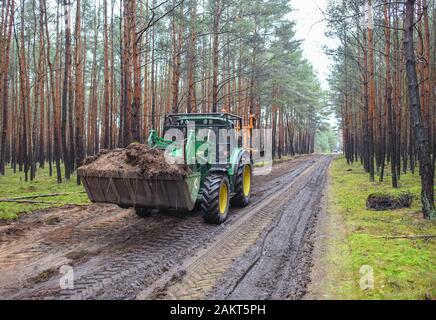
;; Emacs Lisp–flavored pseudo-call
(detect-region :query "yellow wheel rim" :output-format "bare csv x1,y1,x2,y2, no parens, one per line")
219,182,228,215
243,166,251,197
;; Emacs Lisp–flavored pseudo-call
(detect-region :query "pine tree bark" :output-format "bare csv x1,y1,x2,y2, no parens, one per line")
122,0,132,145
367,0,375,181
43,0,62,183
131,0,141,142
18,0,31,181
422,0,432,155
404,0,435,219
384,1,398,188
212,0,222,112
102,0,111,149
61,0,72,179
171,0,182,114
0,0,13,175
187,0,197,113
75,0,84,184
150,0,156,129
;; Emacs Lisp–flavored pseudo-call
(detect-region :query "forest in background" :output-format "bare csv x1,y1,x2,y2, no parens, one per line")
327,0,436,219
0,0,333,187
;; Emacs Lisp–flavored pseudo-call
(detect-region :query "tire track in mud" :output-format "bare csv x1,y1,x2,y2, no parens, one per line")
213,156,332,300
0,206,93,270
0,205,137,296
0,155,322,300
138,156,331,300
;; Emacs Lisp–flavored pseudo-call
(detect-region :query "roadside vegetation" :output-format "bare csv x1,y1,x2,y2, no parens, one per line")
320,157,436,300
327,0,436,219
0,166,89,221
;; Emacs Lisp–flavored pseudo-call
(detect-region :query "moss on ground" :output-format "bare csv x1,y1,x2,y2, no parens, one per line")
0,165,89,220
322,157,436,300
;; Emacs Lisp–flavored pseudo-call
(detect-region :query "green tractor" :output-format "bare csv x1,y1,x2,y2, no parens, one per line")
79,113,253,224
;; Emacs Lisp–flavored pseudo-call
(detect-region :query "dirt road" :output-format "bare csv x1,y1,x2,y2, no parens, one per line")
0,155,332,300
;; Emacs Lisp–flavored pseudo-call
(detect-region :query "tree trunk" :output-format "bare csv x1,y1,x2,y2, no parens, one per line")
404,0,435,219
61,0,72,179
212,0,221,112
367,0,375,181
131,0,141,142
171,0,183,114
0,0,13,175
122,0,132,146
102,0,111,149
384,1,398,188
187,0,197,113
75,0,85,184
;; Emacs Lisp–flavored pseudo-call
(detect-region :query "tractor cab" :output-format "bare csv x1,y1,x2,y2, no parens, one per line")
163,113,242,137
148,113,246,164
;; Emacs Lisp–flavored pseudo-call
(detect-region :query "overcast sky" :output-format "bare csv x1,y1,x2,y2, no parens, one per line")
289,0,333,90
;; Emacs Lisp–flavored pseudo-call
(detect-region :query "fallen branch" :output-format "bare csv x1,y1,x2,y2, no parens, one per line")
0,192,85,202
0,199,88,206
376,234,436,240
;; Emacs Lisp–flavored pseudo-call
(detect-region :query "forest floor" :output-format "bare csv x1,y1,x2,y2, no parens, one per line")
308,157,436,300
0,167,89,220
1,155,433,300
0,154,332,300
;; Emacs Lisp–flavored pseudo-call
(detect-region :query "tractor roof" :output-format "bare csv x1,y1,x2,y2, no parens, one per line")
166,113,242,123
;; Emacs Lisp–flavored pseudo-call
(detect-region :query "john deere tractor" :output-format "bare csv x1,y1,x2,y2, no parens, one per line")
78,113,253,224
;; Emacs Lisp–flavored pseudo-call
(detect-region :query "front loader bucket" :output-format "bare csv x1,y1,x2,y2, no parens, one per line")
77,169,201,212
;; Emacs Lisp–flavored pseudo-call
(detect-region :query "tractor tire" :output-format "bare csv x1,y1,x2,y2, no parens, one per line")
231,163,252,207
201,174,230,224
135,207,152,218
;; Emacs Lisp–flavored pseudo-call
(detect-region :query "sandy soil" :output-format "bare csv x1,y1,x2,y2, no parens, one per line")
79,143,190,178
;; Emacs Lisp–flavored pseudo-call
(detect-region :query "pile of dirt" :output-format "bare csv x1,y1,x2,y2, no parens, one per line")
366,192,413,211
79,143,190,178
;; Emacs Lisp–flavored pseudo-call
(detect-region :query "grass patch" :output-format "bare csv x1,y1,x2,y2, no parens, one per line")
322,157,436,300
0,165,89,220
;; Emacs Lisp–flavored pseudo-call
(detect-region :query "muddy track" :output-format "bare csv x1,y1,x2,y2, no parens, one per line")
0,155,331,300
209,156,331,299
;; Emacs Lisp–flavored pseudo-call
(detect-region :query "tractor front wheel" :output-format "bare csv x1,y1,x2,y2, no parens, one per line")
231,164,252,207
201,174,230,224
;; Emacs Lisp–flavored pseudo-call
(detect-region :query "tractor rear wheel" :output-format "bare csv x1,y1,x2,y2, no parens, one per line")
135,207,152,218
231,163,252,207
201,174,230,224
